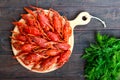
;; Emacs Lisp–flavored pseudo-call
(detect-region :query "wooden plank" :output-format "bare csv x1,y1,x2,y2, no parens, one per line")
0,6,120,31
0,54,84,80
0,31,11,52
0,77,83,80
27,0,53,9
0,0,53,8
0,7,24,31
0,0,28,8
0,0,120,8
52,0,120,7
0,0,120,80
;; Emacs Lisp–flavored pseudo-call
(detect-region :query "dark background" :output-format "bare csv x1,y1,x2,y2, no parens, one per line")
0,0,120,80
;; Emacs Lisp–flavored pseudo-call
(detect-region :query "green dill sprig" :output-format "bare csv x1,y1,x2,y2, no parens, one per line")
81,33,120,80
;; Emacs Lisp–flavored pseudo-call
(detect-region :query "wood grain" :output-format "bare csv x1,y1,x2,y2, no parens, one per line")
1,6,120,31
0,54,84,80
52,0,120,7
0,0,120,80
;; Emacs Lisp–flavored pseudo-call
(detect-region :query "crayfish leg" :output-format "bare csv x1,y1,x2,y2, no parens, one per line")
13,51,29,58
24,7,36,18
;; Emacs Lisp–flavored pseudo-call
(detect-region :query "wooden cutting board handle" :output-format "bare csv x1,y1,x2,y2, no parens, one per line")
69,12,106,29
69,12,91,29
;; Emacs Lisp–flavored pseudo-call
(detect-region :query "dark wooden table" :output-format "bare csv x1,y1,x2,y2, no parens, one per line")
0,0,120,80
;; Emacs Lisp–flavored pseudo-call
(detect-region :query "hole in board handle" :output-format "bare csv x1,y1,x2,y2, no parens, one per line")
82,16,87,21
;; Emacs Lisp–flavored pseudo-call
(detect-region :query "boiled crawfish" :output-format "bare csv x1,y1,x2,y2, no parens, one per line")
12,6,72,72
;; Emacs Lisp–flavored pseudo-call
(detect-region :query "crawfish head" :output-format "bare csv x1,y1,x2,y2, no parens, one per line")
45,49,61,56
37,11,54,32
13,34,27,42
32,36,47,47
21,14,37,26
13,22,27,35
56,43,71,51
47,32,60,42
21,44,34,52
24,26,41,36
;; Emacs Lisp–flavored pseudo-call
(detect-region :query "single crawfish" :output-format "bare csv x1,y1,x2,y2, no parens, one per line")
52,9,63,35
11,33,27,42
63,18,72,42
23,53,42,65
37,10,54,32
40,56,59,71
31,36,47,48
12,22,27,35
12,41,24,50
57,50,71,68
13,22,41,36
21,14,36,26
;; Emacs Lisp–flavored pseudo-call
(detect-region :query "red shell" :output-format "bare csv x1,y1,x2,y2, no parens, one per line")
12,6,72,73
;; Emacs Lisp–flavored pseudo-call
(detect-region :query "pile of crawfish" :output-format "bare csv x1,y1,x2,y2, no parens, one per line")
11,6,72,72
